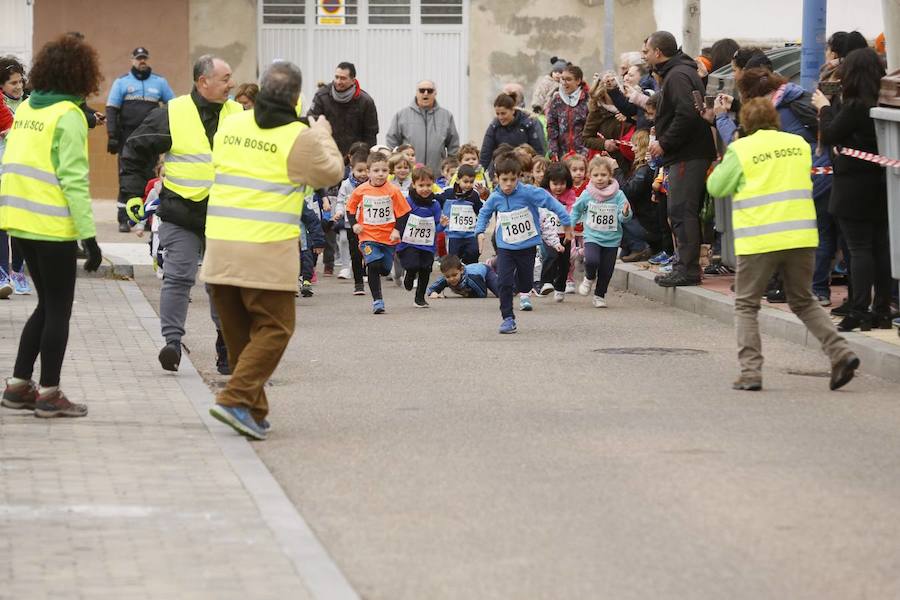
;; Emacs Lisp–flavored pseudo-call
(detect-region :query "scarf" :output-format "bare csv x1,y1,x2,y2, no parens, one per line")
331,81,358,104
253,92,300,129
409,186,434,207
585,179,620,202
558,84,583,108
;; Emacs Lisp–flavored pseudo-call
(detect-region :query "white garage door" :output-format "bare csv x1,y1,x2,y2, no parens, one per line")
258,0,469,143
0,0,34,68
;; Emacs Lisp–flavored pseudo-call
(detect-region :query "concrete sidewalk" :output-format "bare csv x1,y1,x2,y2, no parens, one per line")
0,278,356,600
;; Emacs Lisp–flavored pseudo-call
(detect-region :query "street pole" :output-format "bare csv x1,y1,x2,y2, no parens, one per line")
801,0,827,92
883,0,900,70
682,0,701,58
604,0,615,72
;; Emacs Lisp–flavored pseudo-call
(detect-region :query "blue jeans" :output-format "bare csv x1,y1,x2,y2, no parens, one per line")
812,191,838,298
621,218,650,254
0,230,25,274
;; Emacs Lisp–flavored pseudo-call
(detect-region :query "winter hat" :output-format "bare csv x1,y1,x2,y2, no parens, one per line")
550,56,568,73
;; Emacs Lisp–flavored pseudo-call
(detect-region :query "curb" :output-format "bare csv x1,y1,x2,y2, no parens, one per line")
77,255,135,279
117,280,360,600
612,263,900,384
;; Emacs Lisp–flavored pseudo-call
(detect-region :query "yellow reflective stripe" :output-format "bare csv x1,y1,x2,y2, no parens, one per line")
164,152,212,164
0,195,71,217
214,174,301,196
207,205,299,224
0,163,61,186
733,219,817,239
733,189,812,210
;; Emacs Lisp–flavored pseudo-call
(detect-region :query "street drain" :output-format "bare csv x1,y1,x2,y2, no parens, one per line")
784,369,830,378
592,347,708,356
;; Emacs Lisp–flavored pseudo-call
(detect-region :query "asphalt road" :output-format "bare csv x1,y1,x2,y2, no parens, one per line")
132,259,900,600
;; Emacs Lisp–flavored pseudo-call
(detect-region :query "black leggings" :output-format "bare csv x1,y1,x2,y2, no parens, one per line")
346,228,365,285
12,238,78,387
838,216,893,316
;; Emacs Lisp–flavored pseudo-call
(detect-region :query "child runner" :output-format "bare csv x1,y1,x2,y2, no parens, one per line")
346,152,411,314
427,254,499,298
475,152,573,334
570,155,632,308
389,152,413,195
298,201,325,297
333,150,369,293
538,162,577,301
439,164,483,264
564,153,589,293
531,155,549,186
398,166,444,307
438,157,459,190
452,143,492,199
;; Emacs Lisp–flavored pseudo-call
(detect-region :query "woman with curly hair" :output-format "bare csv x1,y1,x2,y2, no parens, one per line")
0,34,104,418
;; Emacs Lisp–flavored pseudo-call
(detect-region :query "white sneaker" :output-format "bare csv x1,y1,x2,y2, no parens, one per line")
553,291,565,303
578,277,595,296
539,283,554,296
592,295,607,308
337,268,351,280
565,280,576,294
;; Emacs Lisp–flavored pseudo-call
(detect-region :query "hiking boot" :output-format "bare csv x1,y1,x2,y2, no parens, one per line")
34,389,88,418
732,377,762,391
830,353,860,391
209,404,266,440
621,248,653,263
158,341,182,372
656,272,701,287
2,379,38,410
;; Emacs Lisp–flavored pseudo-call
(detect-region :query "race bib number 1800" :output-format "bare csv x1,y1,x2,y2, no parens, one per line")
362,195,395,225
498,207,538,244
402,213,436,246
587,201,617,232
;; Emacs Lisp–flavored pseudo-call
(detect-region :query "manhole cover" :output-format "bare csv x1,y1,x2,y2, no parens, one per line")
592,347,708,356
784,369,830,378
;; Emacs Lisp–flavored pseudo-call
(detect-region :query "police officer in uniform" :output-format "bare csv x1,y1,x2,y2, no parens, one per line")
119,55,242,373
202,61,343,440
707,98,859,392
0,35,103,418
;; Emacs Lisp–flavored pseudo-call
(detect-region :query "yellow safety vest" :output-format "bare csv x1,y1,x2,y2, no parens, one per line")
163,94,242,201
205,110,307,243
730,129,818,255
0,100,87,240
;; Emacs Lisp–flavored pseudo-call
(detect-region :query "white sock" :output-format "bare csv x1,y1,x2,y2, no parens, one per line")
7,377,28,386
38,386,58,396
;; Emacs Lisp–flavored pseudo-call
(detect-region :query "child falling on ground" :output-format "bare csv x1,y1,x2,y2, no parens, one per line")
427,254,499,299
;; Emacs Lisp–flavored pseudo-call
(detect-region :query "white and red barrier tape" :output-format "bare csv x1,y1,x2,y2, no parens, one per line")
835,146,900,168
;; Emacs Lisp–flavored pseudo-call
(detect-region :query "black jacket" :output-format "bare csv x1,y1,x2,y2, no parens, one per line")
307,82,378,156
820,100,887,221
619,164,660,240
119,88,230,233
478,109,546,169
654,52,717,166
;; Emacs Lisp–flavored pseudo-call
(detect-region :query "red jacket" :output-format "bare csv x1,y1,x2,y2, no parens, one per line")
0,101,12,134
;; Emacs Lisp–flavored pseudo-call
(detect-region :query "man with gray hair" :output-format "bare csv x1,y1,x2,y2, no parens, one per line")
386,79,460,174
118,54,242,373
202,61,344,440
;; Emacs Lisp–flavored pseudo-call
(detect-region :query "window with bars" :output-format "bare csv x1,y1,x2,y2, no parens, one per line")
421,0,462,24
369,0,410,25
318,0,359,24
262,0,305,24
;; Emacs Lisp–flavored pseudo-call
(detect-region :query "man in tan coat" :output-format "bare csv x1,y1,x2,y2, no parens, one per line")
202,61,343,440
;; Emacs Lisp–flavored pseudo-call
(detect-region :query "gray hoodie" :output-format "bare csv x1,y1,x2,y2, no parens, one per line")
386,99,460,174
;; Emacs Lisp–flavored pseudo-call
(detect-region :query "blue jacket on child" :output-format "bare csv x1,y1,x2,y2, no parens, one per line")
475,182,571,251
439,185,482,240
427,262,497,298
397,189,444,254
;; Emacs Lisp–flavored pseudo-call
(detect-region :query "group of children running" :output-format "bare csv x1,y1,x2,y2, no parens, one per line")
308,140,635,334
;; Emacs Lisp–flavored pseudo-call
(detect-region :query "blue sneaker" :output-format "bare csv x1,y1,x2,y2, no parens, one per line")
499,317,517,334
648,251,669,265
10,271,31,295
519,296,533,311
372,299,385,314
209,404,267,440
257,418,271,433
0,268,12,300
